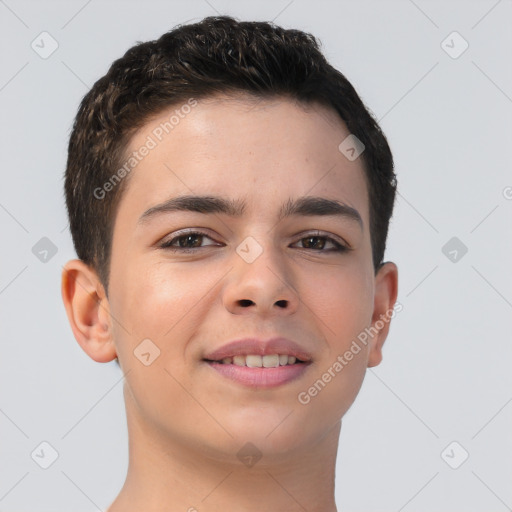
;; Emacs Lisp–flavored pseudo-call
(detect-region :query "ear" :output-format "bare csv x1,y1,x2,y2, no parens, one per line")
61,259,117,363
367,262,398,368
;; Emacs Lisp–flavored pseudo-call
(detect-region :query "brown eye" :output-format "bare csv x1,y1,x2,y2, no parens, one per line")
293,234,348,252
175,233,203,248
301,236,326,250
159,231,220,252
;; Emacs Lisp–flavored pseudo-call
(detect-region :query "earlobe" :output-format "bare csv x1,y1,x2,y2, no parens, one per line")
367,262,399,368
61,259,117,363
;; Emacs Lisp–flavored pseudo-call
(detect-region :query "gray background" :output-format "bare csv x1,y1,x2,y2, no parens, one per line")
1,0,511,510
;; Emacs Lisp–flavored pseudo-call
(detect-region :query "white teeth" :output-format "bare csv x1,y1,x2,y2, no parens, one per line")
233,355,245,366
246,355,262,368
262,354,279,368
217,354,301,366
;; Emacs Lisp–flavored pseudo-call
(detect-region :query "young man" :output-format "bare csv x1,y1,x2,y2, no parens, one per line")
61,15,398,512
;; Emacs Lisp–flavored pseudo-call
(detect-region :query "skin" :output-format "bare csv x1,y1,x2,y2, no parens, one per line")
61,93,398,512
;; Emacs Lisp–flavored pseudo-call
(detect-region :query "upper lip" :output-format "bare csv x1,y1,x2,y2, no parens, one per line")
203,337,313,362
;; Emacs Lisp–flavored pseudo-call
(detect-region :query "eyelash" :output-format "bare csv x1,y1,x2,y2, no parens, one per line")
158,230,349,254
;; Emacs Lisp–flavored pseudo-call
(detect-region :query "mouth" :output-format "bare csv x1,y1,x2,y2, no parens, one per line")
203,354,309,367
202,337,313,388
202,354,312,388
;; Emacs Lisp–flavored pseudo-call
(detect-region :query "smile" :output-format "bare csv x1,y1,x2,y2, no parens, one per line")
204,358,312,388
205,354,306,367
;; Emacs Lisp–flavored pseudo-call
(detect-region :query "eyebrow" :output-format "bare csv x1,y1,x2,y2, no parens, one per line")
138,194,363,229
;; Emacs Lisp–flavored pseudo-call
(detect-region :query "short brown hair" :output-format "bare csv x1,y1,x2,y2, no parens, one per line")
64,15,396,293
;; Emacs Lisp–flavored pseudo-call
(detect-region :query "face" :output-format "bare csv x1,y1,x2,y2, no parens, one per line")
101,94,395,462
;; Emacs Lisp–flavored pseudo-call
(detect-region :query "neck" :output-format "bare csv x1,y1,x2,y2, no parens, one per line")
107,392,341,512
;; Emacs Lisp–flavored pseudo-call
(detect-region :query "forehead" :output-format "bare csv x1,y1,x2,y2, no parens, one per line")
115,94,369,225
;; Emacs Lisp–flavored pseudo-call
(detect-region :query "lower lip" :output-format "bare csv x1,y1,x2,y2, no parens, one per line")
205,361,311,388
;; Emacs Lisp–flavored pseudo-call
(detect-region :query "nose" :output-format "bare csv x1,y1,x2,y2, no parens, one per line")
222,240,299,317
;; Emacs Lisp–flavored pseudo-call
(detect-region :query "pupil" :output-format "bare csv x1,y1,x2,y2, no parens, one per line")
305,236,323,249
181,234,201,247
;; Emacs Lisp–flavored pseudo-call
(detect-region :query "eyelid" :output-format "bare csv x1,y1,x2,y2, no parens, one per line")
158,228,351,252
293,229,350,250
159,229,220,249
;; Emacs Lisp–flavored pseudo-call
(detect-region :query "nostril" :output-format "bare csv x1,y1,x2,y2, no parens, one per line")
239,299,254,307
275,300,287,308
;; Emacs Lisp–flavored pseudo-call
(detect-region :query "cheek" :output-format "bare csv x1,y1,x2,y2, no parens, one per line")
109,263,212,434
304,261,374,347
293,264,373,416
113,260,208,341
